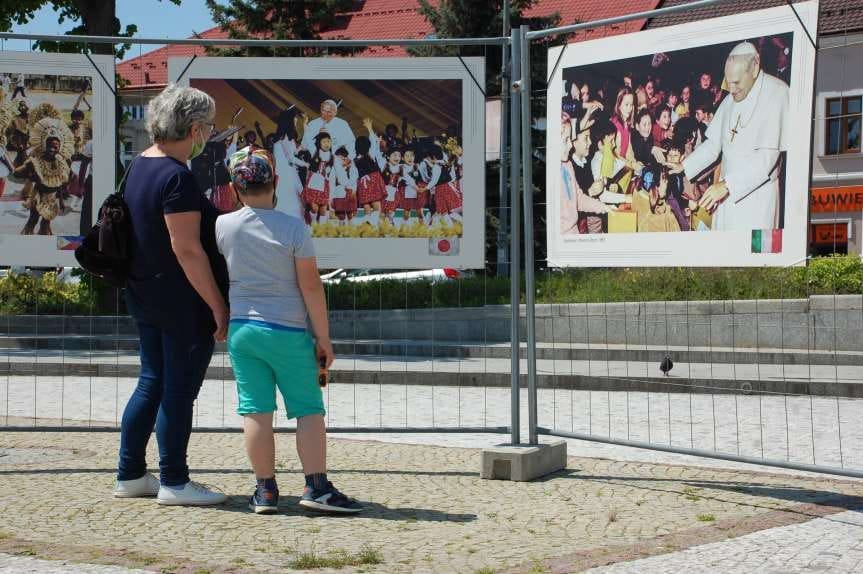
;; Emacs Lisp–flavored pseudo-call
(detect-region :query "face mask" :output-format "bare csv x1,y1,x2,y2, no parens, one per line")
189,126,206,160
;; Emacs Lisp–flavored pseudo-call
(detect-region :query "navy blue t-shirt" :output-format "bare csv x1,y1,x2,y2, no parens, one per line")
124,156,228,333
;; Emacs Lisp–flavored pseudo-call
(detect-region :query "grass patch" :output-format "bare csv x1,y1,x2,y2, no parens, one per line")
697,514,716,522
485,512,498,519
686,495,701,502
475,568,495,574
287,545,383,570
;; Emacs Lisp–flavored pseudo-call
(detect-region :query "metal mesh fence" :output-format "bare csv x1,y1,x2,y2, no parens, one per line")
526,1,863,478
0,36,513,436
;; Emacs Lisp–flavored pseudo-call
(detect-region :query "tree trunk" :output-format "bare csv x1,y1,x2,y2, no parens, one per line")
75,0,119,55
74,0,122,314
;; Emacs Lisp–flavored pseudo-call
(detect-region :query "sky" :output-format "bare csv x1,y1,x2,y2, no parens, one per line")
2,0,217,60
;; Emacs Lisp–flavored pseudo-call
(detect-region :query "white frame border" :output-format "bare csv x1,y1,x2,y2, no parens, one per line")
545,2,819,268
170,56,486,270
0,51,115,267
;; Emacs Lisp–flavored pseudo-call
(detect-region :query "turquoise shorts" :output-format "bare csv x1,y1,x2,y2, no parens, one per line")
227,320,325,419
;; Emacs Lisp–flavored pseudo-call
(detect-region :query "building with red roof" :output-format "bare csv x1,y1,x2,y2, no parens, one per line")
117,0,661,92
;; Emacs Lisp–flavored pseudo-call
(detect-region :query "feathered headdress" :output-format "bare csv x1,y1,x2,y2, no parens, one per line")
28,102,61,126
30,117,75,160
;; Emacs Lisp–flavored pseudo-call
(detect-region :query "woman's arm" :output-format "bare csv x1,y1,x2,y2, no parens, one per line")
296,256,333,368
164,211,229,341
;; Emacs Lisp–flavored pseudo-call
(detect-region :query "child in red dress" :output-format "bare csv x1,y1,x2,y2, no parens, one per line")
302,131,334,225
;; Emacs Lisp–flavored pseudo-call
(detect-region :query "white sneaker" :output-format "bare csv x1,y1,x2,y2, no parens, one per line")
114,473,160,498
157,481,227,506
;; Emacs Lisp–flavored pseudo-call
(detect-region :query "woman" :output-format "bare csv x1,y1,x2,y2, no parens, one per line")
272,107,307,221
560,114,609,235
611,87,641,186
215,147,362,515
652,105,673,146
114,85,229,506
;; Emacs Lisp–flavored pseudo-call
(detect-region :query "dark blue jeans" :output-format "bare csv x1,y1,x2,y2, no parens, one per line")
117,321,214,486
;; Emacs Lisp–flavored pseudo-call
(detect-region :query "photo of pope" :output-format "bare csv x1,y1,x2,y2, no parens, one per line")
559,32,793,235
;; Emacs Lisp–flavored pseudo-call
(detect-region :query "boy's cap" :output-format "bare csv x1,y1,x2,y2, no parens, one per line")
228,146,275,192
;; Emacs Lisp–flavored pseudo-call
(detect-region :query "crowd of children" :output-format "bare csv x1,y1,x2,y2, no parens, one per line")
559,34,791,234
195,101,465,239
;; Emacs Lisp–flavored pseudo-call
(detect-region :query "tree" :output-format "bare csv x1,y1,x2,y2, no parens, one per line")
410,0,560,98
0,1,180,58
205,0,357,57
411,0,564,271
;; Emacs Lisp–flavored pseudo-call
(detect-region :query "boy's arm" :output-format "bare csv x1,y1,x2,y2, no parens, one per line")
296,256,333,368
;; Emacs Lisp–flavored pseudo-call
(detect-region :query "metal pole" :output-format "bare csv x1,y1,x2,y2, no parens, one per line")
497,2,511,277
538,427,863,480
519,25,538,445
509,26,522,446
0,31,508,48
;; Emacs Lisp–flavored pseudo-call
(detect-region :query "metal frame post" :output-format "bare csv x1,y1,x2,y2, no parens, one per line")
519,25,538,445
509,26,522,445
497,2,511,277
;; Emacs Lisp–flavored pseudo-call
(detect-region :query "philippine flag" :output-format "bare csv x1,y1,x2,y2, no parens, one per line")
56,236,84,251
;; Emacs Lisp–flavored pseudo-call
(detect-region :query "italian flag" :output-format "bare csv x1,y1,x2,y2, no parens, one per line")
751,229,783,254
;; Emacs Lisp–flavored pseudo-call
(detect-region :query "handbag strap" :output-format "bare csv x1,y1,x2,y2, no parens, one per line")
117,155,140,199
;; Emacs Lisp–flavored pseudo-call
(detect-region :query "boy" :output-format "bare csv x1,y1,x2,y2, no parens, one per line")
217,147,362,515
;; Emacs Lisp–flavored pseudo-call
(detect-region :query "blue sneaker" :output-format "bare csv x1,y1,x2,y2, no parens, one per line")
249,483,279,514
299,481,363,514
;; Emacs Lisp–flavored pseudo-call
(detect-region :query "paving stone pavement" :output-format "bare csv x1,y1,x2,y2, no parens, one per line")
0,553,150,573
583,508,863,574
4,376,863,471
2,432,863,573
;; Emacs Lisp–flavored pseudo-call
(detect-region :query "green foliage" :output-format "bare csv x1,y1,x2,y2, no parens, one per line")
287,544,383,570
408,0,561,97
205,0,357,57
0,1,181,58
324,256,861,310
0,272,93,315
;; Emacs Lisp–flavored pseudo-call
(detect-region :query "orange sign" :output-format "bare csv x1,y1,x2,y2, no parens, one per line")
812,223,848,245
811,186,863,213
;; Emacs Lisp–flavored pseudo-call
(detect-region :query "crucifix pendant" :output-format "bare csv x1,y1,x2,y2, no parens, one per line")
730,116,741,142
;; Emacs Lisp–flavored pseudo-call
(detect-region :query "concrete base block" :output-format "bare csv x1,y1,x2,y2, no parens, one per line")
480,440,567,481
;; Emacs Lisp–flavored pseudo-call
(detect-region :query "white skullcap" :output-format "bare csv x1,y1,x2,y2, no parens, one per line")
729,41,758,57
322,99,339,108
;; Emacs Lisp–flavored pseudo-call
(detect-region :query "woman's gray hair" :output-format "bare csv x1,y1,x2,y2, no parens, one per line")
146,84,215,142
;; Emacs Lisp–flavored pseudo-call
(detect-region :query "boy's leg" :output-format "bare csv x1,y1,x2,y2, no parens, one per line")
296,414,326,475
244,412,276,479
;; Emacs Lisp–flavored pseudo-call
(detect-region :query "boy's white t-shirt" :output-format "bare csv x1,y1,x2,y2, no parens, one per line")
215,206,315,329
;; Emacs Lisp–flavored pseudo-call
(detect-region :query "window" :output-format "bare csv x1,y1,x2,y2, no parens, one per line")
826,96,861,155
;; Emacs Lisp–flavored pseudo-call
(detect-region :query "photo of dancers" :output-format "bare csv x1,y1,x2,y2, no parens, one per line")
0,73,94,236
189,78,464,239
556,32,794,235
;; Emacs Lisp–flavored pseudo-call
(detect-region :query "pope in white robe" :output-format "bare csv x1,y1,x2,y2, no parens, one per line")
301,99,356,159
676,42,789,231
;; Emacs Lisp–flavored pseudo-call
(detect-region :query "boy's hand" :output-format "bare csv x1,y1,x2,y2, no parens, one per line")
316,337,334,369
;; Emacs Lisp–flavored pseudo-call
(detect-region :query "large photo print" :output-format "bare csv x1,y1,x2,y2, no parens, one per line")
172,57,485,269
546,2,818,267
0,52,114,267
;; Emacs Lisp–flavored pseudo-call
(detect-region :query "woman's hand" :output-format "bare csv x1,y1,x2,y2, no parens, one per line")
213,306,229,342
316,337,334,369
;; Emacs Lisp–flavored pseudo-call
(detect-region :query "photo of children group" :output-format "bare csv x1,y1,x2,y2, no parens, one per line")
558,32,793,236
189,78,464,239
0,72,94,236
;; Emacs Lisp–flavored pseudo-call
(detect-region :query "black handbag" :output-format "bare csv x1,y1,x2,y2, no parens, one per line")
74,158,137,288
